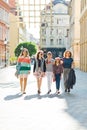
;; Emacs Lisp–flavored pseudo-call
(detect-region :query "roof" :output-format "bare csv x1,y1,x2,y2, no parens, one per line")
52,0,68,5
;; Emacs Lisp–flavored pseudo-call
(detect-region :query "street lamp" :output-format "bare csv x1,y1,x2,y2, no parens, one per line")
4,38,7,67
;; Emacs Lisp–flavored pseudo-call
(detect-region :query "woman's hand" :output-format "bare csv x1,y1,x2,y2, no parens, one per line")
28,71,30,74
41,72,45,77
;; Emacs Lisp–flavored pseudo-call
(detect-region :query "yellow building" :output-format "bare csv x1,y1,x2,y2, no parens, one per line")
69,0,80,68
80,0,87,72
9,13,19,58
9,13,27,64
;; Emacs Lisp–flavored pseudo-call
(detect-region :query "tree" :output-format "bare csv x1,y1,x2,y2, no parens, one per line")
14,42,37,57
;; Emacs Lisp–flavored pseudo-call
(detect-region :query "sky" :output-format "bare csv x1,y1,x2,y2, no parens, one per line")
18,0,70,39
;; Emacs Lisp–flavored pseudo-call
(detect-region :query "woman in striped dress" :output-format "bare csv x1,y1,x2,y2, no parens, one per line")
16,48,31,94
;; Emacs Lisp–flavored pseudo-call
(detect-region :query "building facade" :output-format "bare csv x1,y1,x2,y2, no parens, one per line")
9,0,28,62
80,0,87,72
68,0,80,68
0,0,10,67
40,0,69,58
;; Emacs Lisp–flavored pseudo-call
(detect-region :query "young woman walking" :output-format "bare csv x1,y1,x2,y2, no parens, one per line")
16,48,31,94
62,50,74,92
53,57,63,94
45,51,54,94
33,50,46,94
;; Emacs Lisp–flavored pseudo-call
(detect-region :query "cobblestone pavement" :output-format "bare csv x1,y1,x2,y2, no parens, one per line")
0,66,87,130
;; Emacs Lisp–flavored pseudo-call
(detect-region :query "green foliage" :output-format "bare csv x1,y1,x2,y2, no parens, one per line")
14,42,37,57
9,56,17,65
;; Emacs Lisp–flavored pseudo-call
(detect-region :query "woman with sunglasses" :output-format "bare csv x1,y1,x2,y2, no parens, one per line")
33,50,46,94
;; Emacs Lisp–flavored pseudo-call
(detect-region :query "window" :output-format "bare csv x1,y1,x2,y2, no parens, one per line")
42,29,46,35
59,39,62,44
57,19,59,24
3,0,9,3
50,39,53,45
0,26,3,40
57,39,58,44
56,29,58,35
50,28,53,35
42,39,46,45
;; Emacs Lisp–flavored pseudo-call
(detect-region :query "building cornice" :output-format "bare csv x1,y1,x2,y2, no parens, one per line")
0,0,10,12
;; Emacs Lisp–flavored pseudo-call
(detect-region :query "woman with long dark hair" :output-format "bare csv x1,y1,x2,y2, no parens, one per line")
33,50,46,94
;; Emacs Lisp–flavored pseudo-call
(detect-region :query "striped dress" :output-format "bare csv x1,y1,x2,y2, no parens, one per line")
17,56,31,75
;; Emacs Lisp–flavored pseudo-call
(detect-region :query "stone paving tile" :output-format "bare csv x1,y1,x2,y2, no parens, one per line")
0,66,87,130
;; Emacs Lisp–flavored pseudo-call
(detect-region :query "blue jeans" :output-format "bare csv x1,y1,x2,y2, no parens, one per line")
55,74,61,90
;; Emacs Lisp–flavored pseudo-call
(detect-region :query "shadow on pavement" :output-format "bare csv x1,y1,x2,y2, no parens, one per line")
4,93,23,101
24,93,64,100
64,93,87,129
64,69,87,129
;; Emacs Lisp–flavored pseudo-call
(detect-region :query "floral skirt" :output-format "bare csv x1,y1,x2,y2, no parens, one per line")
34,71,44,78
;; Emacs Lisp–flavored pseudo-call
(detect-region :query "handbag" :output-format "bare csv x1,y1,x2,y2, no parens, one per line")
15,62,21,78
15,70,19,78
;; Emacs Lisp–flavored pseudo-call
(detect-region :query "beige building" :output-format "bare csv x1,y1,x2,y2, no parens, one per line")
9,13,19,58
40,0,69,58
9,13,28,60
80,0,87,72
69,0,80,68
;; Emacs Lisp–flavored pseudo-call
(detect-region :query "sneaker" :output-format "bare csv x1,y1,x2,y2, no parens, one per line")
58,91,60,94
56,90,60,94
47,89,51,94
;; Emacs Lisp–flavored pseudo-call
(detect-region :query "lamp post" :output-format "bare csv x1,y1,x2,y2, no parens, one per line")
4,38,7,67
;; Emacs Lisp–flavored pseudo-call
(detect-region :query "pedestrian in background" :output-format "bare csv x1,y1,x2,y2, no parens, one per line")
33,50,46,94
45,51,54,94
53,57,63,94
16,48,31,94
62,50,74,93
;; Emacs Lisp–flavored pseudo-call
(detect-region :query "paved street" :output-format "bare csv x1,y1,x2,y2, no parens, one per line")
0,65,87,130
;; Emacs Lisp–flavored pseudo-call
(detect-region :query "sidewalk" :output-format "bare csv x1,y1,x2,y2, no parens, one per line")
0,66,87,130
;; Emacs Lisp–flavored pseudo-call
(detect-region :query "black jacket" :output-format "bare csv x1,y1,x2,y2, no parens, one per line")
66,69,76,89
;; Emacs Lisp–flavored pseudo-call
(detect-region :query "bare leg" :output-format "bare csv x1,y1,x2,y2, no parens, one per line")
36,77,42,94
39,77,42,90
23,78,27,93
20,78,23,92
36,78,39,90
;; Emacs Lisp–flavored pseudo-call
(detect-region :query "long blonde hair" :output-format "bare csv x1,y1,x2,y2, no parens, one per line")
20,48,29,57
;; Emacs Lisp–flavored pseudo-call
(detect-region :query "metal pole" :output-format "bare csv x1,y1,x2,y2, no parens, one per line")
5,44,6,67
4,38,7,67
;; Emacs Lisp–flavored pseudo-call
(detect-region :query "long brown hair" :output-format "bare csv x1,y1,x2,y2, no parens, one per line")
54,57,61,65
63,50,72,58
20,48,29,57
36,50,43,60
